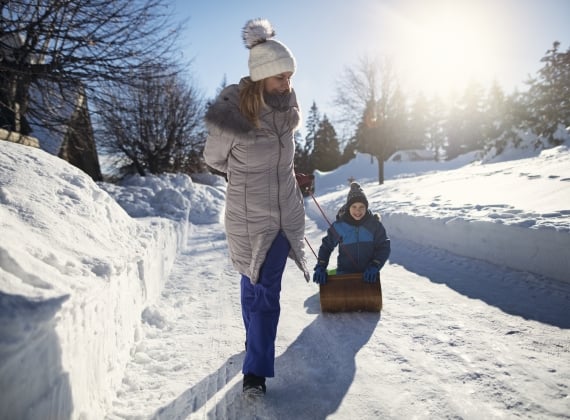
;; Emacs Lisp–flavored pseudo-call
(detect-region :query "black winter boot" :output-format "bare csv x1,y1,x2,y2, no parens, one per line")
243,373,266,396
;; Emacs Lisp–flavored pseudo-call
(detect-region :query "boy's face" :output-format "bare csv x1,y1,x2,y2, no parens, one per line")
349,202,367,221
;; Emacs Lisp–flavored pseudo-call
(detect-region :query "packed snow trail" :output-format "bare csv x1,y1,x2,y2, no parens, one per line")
107,218,570,420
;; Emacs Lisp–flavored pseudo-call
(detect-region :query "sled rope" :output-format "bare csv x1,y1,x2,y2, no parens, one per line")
310,192,333,226
304,237,318,259
308,192,359,269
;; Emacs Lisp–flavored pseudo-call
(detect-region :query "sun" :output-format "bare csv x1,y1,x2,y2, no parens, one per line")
389,3,499,100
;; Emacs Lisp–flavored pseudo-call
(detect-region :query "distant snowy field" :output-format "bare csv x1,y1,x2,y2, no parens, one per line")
1,138,569,419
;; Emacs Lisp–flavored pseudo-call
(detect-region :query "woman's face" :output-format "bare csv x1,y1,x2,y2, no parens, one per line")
264,72,293,94
349,202,367,221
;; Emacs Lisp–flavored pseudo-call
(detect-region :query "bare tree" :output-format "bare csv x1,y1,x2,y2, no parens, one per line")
334,55,398,184
333,56,380,141
97,67,206,176
0,0,184,136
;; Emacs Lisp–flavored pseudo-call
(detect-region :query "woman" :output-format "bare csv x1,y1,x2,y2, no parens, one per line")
203,18,310,397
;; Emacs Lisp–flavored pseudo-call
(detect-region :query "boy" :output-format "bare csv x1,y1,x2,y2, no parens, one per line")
313,183,390,284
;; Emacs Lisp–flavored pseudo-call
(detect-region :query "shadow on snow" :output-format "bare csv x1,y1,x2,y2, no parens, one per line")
152,294,380,420
389,238,570,329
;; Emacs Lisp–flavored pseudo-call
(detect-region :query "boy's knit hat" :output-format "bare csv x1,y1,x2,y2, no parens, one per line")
242,18,296,82
346,182,368,208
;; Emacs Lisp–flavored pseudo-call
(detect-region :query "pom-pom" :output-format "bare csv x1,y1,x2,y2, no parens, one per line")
242,18,275,49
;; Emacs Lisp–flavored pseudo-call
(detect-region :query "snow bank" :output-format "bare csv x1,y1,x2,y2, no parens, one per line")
0,142,184,419
383,213,569,282
100,172,225,228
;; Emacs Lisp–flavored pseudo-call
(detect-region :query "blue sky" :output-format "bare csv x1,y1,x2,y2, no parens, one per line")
173,0,569,127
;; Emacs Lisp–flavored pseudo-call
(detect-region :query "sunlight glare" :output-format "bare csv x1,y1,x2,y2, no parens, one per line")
390,3,500,99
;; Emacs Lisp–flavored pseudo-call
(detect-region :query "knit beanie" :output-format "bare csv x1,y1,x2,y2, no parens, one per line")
346,182,368,208
242,18,296,82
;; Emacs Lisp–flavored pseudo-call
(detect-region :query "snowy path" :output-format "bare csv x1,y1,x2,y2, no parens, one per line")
108,218,570,420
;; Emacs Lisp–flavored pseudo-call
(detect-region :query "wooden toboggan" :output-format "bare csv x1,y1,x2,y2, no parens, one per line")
319,272,382,313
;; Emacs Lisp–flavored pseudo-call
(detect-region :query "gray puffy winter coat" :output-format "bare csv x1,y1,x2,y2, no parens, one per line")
203,79,310,284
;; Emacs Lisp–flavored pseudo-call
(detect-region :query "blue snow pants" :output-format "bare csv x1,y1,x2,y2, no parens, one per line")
240,231,290,378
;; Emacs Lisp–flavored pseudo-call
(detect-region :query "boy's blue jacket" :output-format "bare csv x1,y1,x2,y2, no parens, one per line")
317,206,391,274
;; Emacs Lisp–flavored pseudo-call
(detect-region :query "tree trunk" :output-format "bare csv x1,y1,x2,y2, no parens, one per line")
377,154,384,185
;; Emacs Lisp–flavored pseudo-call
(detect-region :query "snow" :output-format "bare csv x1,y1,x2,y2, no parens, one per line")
1,138,569,420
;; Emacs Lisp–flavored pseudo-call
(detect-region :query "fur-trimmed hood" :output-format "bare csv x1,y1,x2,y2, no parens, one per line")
204,78,300,136
205,82,254,136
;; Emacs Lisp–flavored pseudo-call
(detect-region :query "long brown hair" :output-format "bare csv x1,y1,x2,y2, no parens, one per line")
239,77,266,127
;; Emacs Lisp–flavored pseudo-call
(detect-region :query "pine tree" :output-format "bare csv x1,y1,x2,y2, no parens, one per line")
408,92,430,152
293,101,320,174
304,101,320,170
426,95,446,161
293,131,310,173
481,80,511,155
445,81,486,159
525,41,570,145
312,115,341,172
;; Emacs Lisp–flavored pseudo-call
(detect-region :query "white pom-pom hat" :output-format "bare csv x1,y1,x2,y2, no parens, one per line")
242,18,296,82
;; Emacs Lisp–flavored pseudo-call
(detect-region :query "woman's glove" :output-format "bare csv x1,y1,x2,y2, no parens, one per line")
363,264,380,283
295,173,314,193
313,264,328,285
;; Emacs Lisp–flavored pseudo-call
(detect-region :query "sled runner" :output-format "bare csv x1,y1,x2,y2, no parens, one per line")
319,272,382,313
